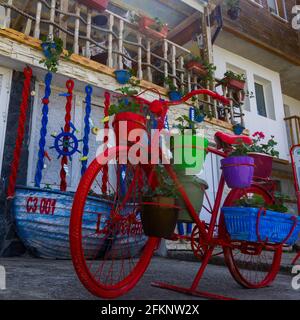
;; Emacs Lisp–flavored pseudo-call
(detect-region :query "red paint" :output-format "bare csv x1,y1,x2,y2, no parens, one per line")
60,80,74,192
7,67,33,198
26,197,56,215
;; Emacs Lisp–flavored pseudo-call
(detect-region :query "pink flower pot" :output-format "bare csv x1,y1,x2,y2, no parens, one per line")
248,152,273,179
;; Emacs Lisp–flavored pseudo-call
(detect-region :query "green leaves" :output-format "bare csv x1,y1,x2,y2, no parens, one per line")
40,36,72,73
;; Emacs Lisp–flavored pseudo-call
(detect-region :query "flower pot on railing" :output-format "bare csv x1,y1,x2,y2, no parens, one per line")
141,197,179,238
185,61,208,77
248,152,273,179
168,91,182,101
223,77,245,91
78,0,108,11
113,112,147,146
114,70,131,85
221,156,254,188
175,174,208,223
138,16,168,39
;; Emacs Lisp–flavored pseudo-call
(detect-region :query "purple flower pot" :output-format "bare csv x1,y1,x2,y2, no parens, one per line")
221,156,254,188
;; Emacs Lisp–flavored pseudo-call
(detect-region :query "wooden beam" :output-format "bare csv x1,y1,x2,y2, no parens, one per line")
155,0,191,17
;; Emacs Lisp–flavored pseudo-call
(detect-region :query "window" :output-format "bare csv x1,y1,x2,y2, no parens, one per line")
255,83,267,117
253,75,275,120
250,0,263,6
267,0,287,19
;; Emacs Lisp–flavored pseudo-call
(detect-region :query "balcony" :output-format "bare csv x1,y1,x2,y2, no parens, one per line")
285,115,300,147
0,0,245,127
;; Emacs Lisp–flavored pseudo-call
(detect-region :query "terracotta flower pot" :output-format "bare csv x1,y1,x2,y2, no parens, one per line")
139,16,168,39
185,61,207,77
248,152,273,179
224,77,245,91
113,112,147,146
141,197,178,238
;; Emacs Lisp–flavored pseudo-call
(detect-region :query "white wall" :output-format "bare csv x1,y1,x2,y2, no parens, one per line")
213,46,290,160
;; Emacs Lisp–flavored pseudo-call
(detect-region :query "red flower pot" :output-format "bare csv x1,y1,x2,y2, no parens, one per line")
78,0,108,11
224,77,245,91
185,61,207,77
248,152,273,179
139,16,168,39
113,112,147,146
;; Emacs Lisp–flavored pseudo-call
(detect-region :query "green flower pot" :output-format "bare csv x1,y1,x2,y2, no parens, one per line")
175,173,208,223
171,135,209,173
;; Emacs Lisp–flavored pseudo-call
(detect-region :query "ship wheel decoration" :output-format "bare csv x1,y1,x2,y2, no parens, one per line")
51,122,82,161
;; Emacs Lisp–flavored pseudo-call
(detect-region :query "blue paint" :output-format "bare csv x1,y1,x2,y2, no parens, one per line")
12,186,147,259
81,85,93,175
168,91,182,101
114,70,131,85
35,72,52,188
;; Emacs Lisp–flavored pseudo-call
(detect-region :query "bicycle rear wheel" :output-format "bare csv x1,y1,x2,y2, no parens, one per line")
221,185,282,289
70,146,159,299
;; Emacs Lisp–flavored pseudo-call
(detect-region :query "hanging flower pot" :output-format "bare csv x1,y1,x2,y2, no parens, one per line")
168,91,182,101
114,70,131,85
172,135,209,173
233,123,245,135
113,112,147,146
175,174,208,223
227,6,241,20
248,152,273,179
221,156,254,188
185,61,208,77
77,0,108,12
138,16,168,39
141,197,179,238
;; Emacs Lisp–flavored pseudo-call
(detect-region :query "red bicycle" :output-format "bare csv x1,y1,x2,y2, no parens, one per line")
69,89,289,300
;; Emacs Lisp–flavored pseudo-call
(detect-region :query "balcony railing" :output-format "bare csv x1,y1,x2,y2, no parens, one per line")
285,115,300,147
0,0,245,127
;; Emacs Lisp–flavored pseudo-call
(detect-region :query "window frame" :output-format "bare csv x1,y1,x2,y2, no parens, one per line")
254,80,268,118
267,0,287,21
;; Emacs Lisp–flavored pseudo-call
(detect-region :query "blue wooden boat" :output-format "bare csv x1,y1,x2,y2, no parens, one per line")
12,186,147,259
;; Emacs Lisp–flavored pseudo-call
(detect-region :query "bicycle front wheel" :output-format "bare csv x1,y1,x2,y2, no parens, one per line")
70,146,159,299
221,185,282,289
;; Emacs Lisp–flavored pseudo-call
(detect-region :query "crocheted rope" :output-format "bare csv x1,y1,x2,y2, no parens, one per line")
34,72,52,188
60,79,74,192
7,67,33,198
81,85,93,176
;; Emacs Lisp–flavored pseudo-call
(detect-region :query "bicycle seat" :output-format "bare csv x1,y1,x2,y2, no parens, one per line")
215,131,252,149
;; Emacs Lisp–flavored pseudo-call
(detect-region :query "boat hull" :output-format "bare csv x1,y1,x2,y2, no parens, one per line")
12,187,147,259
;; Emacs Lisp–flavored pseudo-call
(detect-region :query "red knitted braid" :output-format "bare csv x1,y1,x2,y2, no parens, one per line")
60,79,74,192
7,67,33,198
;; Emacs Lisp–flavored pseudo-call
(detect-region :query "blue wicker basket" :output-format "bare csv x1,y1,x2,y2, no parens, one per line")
222,207,300,245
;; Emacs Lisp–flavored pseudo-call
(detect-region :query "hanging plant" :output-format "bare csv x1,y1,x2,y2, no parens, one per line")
40,36,72,73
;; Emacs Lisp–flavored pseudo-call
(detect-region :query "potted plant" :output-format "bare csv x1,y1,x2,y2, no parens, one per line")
172,114,209,173
109,84,147,146
221,71,246,91
40,36,72,73
247,132,279,179
221,141,255,188
226,0,241,20
184,55,208,77
138,16,168,39
222,193,300,245
164,77,183,101
141,165,179,238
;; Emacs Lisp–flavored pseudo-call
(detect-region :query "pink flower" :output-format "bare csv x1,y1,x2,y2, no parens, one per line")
253,131,265,139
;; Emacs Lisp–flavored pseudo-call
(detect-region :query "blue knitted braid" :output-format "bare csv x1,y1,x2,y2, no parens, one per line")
81,85,93,176
34,72,52,187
